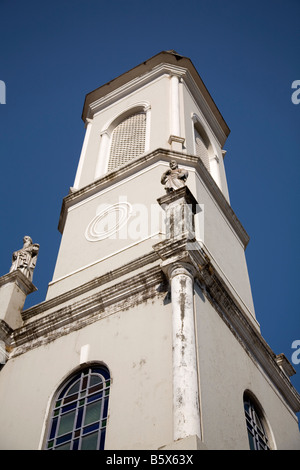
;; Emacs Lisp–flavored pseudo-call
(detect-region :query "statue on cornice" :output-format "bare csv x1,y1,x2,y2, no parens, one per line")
9,236,39,282
161,160,188,192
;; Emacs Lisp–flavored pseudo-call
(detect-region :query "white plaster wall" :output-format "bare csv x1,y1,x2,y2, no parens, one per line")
0,295,173,450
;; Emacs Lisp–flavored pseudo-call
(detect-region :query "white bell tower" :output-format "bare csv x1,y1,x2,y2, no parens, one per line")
0,51,299,451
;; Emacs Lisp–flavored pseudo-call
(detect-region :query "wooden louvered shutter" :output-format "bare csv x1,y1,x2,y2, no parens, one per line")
194,128,210,171
108,112,146,171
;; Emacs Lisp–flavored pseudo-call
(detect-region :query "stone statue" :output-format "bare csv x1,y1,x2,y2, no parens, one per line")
9,236,39,282
161,160,188,192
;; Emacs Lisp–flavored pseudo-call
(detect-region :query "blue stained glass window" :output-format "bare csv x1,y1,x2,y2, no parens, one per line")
45,365,110,450
243,394,270,450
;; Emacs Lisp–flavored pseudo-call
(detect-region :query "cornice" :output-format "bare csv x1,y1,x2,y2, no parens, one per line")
88,63,184,118
4,234,299,414
11,265,165,358
22,251,159,322
85,62,227,148
0,270,37,295
59,148,249,248
82,51,230,139
0,319,13,345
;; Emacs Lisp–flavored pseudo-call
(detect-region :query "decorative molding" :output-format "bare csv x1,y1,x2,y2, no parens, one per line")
0,319,13,344
88,64,186,119
82,51,230,144
98,101,151,133
168,135,185,145
276,353,296,378
11,266,166,358
22,251,159,322
4,233,299,414
85,202,132,242
0,270,37,295
58,148,250,249
166,261,196,282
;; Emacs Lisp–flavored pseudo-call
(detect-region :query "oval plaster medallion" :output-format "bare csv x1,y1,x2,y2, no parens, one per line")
85,202,132,241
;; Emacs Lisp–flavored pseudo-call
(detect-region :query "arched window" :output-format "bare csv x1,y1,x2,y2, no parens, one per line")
45,365,110,450
107,111,146,171
243,393,270,450
192,116,211,171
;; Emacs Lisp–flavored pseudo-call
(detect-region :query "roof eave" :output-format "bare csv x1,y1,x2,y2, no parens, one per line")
81,50,230,139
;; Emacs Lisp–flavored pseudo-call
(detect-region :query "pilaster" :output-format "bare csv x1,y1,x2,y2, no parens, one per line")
167,261,201,441
153,186,201,442
157,185,198,240
169,74,185,151
0,270,37,330
73,117,93,189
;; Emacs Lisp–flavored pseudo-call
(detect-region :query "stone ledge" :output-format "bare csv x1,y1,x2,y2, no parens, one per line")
59,149,249,249
22,251,159,322
10,265,166,358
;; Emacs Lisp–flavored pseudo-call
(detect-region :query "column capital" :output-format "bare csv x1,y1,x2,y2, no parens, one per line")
84,117,93,129
162,259,196,281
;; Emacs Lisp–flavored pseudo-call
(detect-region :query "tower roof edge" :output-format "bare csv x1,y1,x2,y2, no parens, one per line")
81,50,230,139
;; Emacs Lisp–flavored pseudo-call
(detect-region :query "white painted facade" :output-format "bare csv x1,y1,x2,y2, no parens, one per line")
0,51,299,450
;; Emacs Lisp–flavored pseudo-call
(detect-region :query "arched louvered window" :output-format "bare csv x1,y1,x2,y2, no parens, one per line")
45,365,110,450
108,111,146,171
244,393,270,450
194,126,210,171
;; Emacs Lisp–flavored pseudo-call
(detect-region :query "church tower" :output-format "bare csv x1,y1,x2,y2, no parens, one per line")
0,51,299,450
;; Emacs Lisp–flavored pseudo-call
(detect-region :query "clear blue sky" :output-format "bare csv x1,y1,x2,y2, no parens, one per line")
0,0,299,412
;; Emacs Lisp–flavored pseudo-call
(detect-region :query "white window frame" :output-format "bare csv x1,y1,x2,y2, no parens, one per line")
95,102,151,179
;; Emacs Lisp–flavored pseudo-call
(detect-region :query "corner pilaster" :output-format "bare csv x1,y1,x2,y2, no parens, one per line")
167,261,201,441
153,186,201,442
0,270,37,330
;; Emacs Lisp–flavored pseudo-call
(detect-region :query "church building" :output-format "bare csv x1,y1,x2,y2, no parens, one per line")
0,50,299,450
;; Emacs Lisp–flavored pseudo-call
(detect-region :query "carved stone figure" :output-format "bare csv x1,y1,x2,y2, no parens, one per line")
9,236,39,282
161,160,188,192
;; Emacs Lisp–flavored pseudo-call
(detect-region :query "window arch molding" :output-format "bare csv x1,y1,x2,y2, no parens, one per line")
191,112,216,171
243,390,274,450
95,102,151,179
43,362,111,450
